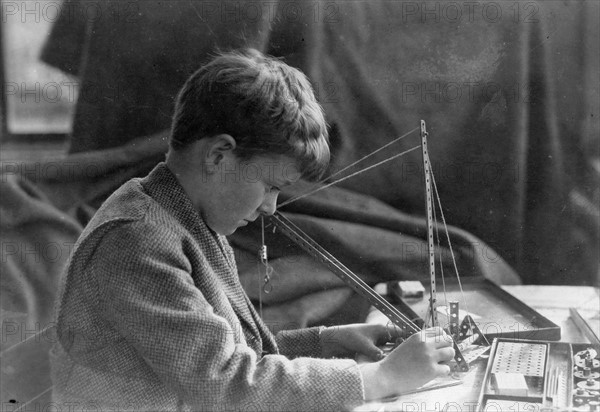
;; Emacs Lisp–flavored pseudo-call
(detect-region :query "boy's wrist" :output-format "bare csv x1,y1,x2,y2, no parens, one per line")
357,361,385,401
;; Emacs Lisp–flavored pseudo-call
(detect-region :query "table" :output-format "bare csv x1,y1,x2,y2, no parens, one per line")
501,285,599,344
355,285,600,411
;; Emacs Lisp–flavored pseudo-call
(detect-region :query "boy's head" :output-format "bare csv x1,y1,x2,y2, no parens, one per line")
169,48,330,181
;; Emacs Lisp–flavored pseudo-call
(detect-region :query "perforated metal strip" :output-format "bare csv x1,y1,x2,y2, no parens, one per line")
421,120,438,328
269,212,421,335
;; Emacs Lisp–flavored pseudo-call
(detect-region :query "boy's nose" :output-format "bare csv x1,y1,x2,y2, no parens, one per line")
258,193,278,216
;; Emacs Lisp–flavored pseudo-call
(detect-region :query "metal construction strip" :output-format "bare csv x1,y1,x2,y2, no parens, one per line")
268,212,420,335
421,120,438,328
269,120,470,371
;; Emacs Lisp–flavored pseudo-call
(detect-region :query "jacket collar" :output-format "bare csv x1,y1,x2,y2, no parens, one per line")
141,162,217,247
140,162,278,355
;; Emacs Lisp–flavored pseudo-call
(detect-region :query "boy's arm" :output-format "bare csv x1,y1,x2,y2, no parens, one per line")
275,327,324,358
90,222,365,411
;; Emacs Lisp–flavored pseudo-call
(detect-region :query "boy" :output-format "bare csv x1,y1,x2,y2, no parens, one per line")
50,49,454,411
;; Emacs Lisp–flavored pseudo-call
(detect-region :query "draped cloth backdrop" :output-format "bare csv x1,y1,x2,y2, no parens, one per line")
2,0,598,339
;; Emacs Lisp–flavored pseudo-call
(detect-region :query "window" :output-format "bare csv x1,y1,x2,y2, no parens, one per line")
2,0,78,139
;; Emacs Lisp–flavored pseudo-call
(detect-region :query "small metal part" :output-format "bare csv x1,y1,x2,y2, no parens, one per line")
574,368,600,379
259,245,268,263
449,301,460,340
262,265,273,294
587,356,600,369
585,348,599,358
492,342,547,376
577,379,600,391
575,349,600,368
573,391,599,407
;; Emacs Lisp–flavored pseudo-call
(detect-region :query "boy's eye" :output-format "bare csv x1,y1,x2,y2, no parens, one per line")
268,184,281,193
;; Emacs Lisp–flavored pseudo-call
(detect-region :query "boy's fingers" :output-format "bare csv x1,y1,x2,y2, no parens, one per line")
433,336,454,349
423,326,445,334
371,347,385,361
434,363,452,377
382,323,400,342
422,327,444,340
421,329,453,348
352,333,385,361
360,340,385,361
436,346,456,362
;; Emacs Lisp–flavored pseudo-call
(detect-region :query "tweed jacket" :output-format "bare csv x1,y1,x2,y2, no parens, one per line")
50,163,364,411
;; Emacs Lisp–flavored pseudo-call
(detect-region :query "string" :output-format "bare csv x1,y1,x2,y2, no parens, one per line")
320,127,419,184
258,216,275,319
278,127,418,210
263,123,474,351
432,176,449,320
278,145,421,209
257,261,263,319
258,216,265,318
428,152,474,333
262,122,479,373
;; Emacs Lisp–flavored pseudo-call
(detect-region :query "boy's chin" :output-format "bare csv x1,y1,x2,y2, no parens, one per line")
204,221,235,236
221,224,244,236
206,219,248,236
215,227,237,236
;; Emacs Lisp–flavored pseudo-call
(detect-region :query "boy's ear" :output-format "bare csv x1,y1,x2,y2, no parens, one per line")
206,134,237,166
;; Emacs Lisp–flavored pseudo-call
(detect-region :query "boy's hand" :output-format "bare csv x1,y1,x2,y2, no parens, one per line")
358,327,455,400
319,323,403,361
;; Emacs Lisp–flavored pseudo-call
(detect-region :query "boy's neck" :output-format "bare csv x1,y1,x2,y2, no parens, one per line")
165,149,207,213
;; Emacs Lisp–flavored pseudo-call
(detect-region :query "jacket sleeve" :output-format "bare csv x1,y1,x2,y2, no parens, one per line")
276,327,324,358
91,221,365,411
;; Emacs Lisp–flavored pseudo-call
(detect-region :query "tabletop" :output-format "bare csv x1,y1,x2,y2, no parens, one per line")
355,284,600,412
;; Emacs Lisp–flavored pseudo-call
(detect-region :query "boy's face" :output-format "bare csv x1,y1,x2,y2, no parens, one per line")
201,153,301,236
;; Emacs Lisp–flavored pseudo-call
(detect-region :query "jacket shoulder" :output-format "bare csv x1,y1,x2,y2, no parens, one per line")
72,179,191,267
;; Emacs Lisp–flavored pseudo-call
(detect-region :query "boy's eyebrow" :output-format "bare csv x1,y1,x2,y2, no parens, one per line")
269,177,295,189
